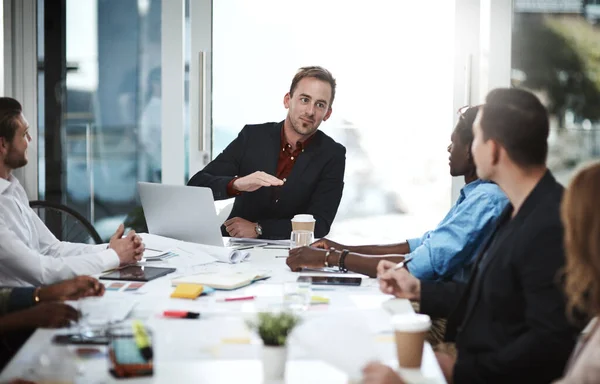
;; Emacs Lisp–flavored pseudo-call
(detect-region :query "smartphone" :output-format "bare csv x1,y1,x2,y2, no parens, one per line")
297,275,362,286
53,333,109,345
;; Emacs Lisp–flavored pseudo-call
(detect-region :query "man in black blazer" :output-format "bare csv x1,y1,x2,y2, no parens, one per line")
188,66,345,240
365,89,579,384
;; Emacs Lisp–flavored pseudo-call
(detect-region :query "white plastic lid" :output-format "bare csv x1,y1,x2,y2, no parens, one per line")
391,314,431,332
292,214,315,222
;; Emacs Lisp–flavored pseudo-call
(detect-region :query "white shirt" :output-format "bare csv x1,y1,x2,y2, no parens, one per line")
0,175,120,286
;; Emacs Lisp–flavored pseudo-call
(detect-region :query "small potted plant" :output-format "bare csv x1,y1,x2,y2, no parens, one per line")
246,311,301,382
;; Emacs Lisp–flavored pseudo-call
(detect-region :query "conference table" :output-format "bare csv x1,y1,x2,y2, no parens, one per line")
0,239,446,384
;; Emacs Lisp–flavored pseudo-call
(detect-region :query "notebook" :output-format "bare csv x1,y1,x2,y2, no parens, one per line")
171,271,271,290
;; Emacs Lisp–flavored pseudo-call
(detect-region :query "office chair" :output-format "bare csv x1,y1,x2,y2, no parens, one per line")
29,200,103,245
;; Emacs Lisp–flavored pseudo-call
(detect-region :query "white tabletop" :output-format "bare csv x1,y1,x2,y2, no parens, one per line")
0,245,446,384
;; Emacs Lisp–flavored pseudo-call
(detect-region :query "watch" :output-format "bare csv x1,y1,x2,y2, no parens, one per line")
255,223,263,237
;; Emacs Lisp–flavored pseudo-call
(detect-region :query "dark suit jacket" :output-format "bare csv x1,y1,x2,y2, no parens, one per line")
187,121,346,239
420,171,579,383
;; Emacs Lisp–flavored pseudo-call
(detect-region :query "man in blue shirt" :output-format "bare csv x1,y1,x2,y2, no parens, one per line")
286,106,509,281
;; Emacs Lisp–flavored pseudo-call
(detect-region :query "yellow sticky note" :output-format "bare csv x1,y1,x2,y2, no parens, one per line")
311,295,330,304
170,283,204,299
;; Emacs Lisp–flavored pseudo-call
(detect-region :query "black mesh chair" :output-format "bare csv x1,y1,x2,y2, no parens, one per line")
29,200,103,245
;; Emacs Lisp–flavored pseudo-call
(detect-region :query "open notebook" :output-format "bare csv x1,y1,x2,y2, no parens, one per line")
172,271,270,290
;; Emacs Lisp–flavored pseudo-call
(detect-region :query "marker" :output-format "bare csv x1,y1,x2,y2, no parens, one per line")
163,310,200,319
132,320,153,361
217,295,256,302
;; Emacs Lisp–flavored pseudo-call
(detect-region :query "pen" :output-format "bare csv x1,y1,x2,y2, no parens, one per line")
163,310,200,319
393,255,414,270
144,247,164,252
132,320,153,361
217,295,256,302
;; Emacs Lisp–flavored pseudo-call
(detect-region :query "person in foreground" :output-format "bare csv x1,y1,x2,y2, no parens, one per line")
188,66,346,240
364,88,580,384
552,162,600,383
0,275,105,370
0,97,145,287
287,105,508,280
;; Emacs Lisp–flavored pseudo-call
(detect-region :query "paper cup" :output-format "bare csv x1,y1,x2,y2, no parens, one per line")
291,214,315,232
392,314,431,368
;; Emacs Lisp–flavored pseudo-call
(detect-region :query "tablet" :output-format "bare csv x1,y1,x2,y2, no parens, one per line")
99,266,176,282
297,275,362,286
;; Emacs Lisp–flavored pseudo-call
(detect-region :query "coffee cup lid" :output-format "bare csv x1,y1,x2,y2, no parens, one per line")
391,314,431,332
292,214,315,222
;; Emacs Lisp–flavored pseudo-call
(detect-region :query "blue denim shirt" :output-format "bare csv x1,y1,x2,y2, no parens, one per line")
406,179,509,283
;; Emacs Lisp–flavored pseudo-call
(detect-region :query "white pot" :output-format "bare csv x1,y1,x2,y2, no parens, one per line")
262,345,288,382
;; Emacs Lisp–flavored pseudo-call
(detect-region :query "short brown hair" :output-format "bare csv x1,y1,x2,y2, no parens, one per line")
289,66,336,106
480,88,549,167
561,162,600,319
0,97,24,143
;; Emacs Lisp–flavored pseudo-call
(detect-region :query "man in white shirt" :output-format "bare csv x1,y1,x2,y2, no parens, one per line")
0,97,144,286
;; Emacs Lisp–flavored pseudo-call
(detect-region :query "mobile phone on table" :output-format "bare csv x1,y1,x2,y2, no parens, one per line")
53,333,109,345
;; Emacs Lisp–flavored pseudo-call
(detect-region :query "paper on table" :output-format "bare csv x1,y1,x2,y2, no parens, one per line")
140,233,248,264
67,296,138,323
291,312,380,381
179,242,250,264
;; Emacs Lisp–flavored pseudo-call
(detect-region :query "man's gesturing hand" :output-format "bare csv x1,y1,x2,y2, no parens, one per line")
232,171,284,192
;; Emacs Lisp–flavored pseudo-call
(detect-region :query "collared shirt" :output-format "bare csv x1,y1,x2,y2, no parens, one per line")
225,126,315,197
406,179,509,282
275,126,315,181
0,175,119,287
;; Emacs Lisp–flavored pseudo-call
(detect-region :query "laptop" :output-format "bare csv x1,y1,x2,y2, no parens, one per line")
138,182,224,246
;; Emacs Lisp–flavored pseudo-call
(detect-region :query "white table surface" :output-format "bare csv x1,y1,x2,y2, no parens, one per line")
0,245,446,384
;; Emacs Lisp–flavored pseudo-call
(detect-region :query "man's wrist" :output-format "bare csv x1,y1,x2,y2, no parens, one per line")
227,177,242,197
34,287,44,303
254,222,263,237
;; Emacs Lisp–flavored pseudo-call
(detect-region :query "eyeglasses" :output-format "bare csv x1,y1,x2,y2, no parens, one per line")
457,105,471,118
457,104,482,119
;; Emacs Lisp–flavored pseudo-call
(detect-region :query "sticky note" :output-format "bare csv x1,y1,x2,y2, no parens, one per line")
170,283,204,299
107,282,126,291
310,295,330,305
125,282,145,292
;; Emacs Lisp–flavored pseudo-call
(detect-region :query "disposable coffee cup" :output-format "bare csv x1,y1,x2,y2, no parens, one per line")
392,314,431,369
291,214,315,232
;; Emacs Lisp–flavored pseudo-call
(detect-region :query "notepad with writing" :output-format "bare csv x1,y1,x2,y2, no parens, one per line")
171,271,270,290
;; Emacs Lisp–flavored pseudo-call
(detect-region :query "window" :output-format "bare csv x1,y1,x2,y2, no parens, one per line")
212,0,457,243
512,0,600,185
